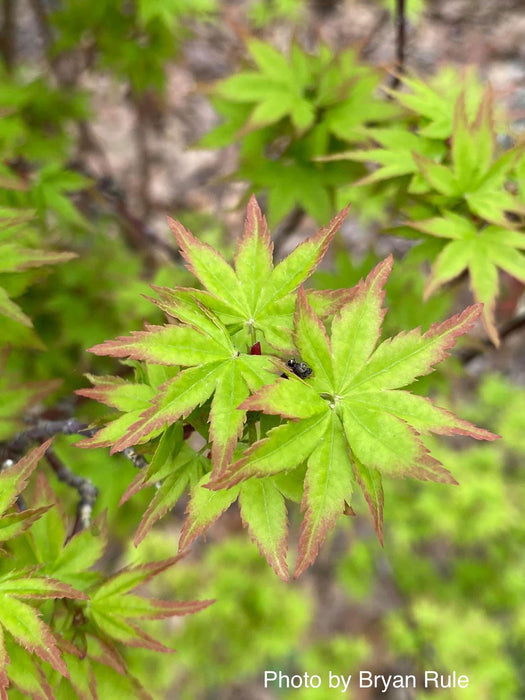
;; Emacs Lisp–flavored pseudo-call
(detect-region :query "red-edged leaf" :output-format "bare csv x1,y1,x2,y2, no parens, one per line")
256,204,351,313
92,557,183,599
348,390,498,441
239,479,289,581
148,287,233,343
86,634,126,674
3,642,55,700
0,596,69,677
240,376,327,420
94,593,212,620
75,376,154,411
234,195,274,309
294,287,333,391
0,245,76,273
179,473,240,551
0,576,88,600
89,610,174,653
110,362,226,453
353,459,384,544
341,402,457,483
133,469,190,546
332,256,392,392
209,361,250,477
88,325,229,366
210,412,330,490
168,216,249,315
294,413,353,578
0,440,52,514
0,506,51,542
120,424,185,505
348,304,484,392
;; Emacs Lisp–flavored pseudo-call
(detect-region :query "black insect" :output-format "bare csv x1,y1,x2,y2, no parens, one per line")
286,358,313,379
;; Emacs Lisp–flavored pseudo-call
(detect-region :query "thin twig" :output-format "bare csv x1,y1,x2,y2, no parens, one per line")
1,416,153,532
46,448,98,536
0,419,95,460
390,0,406,90
0,417,150,471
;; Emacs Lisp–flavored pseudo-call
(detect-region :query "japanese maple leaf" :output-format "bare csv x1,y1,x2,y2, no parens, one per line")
411,92,522,227
87,198,350,475
166,195,351,351
409,211,525,346
210,258,498,577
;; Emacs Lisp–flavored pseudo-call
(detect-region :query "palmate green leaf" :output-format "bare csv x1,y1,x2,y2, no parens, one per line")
389,66,485,139
214,40,300,130
108,355,276,477
213,260,497,574
85,199,348,478
413,91,522,226
325,128,445,186
411,213,525,345
88,299,240,459
167,195,348,347
88,557,213,651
